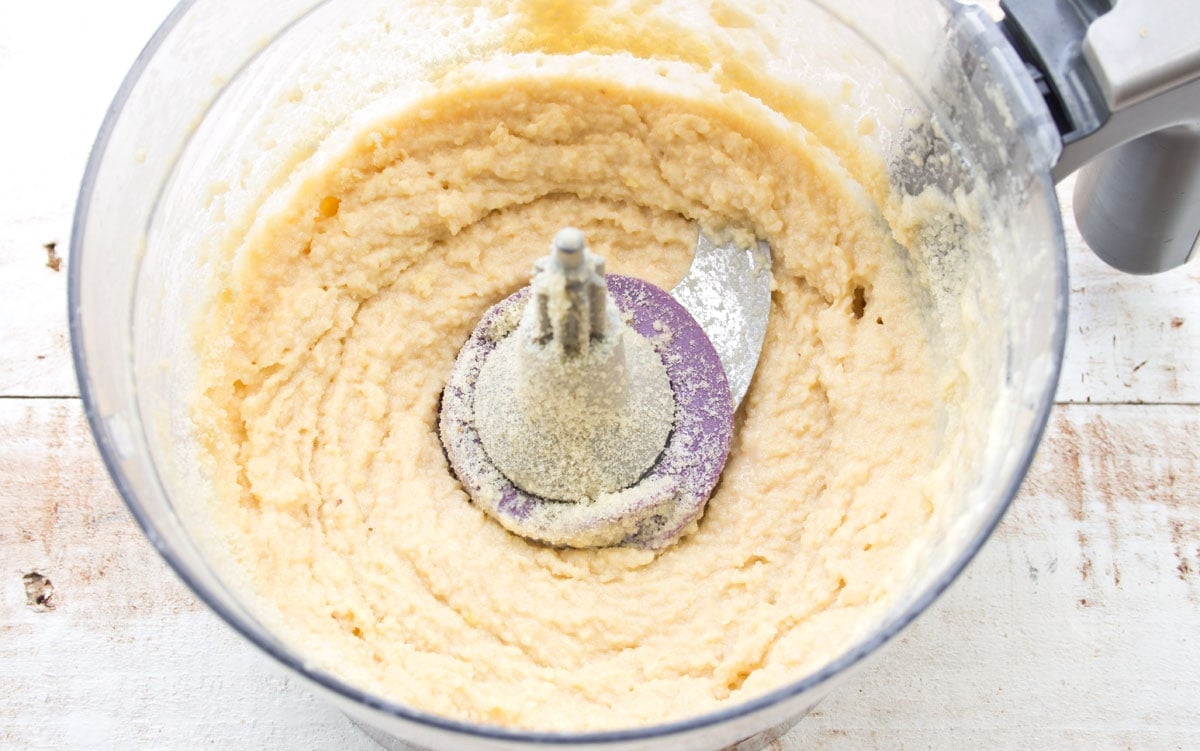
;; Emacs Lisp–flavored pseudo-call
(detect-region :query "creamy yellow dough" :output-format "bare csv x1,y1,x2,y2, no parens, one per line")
196,75,938,731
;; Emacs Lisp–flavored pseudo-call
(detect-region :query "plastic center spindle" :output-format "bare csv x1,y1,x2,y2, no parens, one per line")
438,228,734,549
473,228,675,502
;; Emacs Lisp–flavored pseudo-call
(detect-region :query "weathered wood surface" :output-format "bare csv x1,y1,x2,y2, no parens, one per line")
5,400,1197,749
2,2,1198,749
1057,197,1200,406
0,1,177,399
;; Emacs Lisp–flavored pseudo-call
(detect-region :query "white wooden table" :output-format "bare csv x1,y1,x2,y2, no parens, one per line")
2,3,1198,749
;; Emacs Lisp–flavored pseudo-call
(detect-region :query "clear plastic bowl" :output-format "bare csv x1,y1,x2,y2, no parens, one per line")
70,1,1067,748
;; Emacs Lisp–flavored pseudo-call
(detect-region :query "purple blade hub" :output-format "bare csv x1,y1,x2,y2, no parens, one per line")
438,274,734,549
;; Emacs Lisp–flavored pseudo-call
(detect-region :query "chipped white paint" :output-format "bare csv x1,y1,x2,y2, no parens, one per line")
0,1,180,398
1056,187,1200,406
1,2,1198,749
790,403,1200,749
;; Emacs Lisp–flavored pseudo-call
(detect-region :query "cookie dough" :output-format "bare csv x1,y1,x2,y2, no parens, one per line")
195,72,938,730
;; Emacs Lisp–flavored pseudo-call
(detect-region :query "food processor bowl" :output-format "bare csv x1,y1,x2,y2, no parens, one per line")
70,1,1067,749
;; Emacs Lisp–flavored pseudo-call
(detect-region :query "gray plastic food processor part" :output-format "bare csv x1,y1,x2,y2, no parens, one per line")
437,227,752,550
1000,0,1200,274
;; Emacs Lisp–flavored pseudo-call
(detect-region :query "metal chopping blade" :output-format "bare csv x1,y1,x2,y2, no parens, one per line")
671,230,773,408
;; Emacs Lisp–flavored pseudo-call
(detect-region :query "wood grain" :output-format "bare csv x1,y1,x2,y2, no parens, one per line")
1056,186,1200,407
789,403,1200,749
4,400,1197,749
0,400,374,750
0,0,176,398
2,1,1198,749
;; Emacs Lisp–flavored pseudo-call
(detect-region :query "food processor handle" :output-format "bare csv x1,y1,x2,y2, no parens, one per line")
1000,0,1200,274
